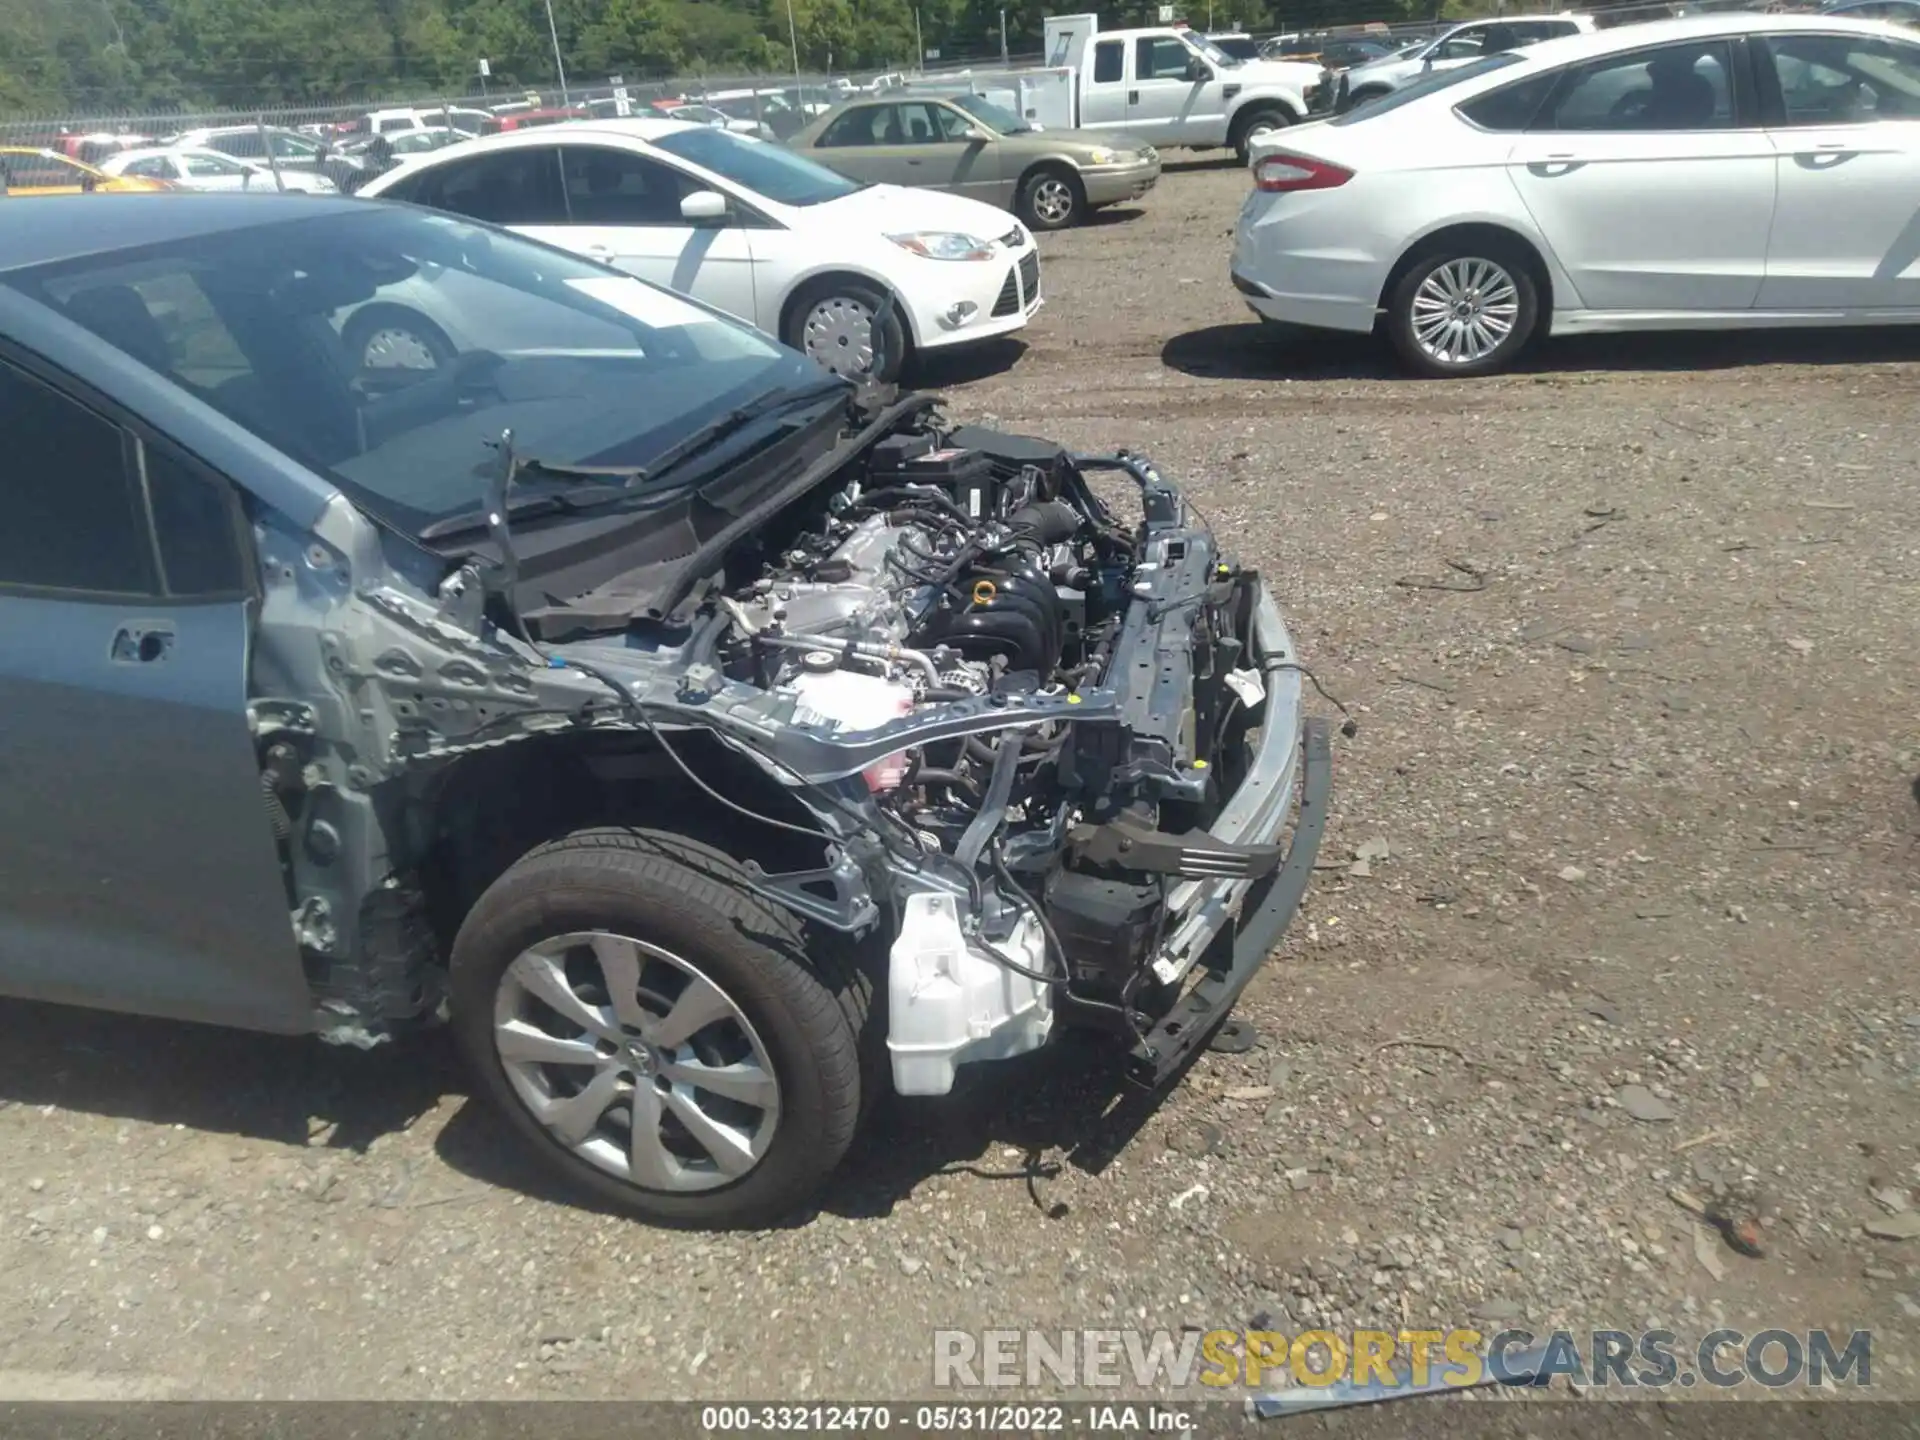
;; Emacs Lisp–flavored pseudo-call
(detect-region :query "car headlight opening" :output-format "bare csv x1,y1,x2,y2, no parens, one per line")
887,231,995,261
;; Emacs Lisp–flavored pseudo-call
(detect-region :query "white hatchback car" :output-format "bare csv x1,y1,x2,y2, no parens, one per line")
100,146,337,194
360,120,1042,381
1234,14,1920,376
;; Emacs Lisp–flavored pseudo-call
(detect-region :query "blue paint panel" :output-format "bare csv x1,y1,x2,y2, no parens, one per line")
0,593,312,1032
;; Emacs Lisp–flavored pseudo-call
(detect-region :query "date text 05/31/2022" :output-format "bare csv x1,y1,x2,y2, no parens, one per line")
700,1406,1192,1432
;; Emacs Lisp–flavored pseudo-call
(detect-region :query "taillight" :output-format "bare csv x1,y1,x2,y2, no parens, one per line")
1253,153,1353,194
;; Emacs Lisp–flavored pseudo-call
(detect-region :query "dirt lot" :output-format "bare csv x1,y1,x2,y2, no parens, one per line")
2,158,1919,1407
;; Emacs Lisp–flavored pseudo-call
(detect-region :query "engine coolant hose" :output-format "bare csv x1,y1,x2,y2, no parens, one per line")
954,735,1022,871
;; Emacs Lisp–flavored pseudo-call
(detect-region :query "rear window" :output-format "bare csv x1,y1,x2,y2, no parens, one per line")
1331,52,1525,125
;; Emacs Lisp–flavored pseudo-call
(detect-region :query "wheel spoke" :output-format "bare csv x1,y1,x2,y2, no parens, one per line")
541,1066,625,1146
624,1082,678,1188
589,933,653,1032
646,973,735,1049
663,1087,759,1175
507,951,617,1041
662,1055,777,1109
496,1019,601,1067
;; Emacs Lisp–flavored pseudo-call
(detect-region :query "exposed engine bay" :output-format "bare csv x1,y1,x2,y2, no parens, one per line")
665,412,1331,1096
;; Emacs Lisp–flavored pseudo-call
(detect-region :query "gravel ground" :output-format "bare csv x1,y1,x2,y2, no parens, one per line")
2,158,1918,1409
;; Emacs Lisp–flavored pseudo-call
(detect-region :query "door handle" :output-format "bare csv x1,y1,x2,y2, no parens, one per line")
1128,89,1139,104
110,623,174,665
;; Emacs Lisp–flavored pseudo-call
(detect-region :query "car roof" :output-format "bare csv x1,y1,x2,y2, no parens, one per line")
1491,9,1911,66
0,193,368,274
102,146,206,163
442,117,705,149
0,146,61,158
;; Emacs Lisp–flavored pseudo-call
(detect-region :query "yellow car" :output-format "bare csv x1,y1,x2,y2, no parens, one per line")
0,147,173,195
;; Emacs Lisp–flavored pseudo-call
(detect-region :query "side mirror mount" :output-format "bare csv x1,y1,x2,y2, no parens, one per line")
1187,58,1214,82
964,125,994,143
81,173,97,193
1422,56,1435,71
680,189,729,224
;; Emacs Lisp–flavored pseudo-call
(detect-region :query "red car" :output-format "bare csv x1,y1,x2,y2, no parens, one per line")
480,106,586,135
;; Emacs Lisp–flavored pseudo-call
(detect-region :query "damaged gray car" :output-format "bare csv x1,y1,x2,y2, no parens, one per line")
0,196,1329,1226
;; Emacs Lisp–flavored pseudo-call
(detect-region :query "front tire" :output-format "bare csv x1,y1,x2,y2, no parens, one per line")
1017,165,1083,231
448,829,868,1228
1384,245,1539,379
783,277,908,383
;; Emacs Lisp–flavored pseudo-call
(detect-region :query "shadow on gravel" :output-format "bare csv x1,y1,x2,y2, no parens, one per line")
0,993,1210,1229
912,336,1028,388
1077,205,1147,229
0,998,456,1154
816,1027,1197,1226
1163,319,1920,383
1162,153,1240,174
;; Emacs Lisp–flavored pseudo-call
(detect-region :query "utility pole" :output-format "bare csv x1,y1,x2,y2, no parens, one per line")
541,0,570,104
914,7,924,72
786,0,802,76
999,8,1009,65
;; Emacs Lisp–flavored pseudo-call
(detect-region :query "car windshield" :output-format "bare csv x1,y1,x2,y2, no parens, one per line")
651,126,865,205
1330,51,1525,124
949,93,1032,134
5,206,828,536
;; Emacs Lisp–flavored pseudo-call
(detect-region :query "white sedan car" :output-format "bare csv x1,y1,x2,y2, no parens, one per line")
359,120,1041,382
1233,14,1920,376
100,146,337,193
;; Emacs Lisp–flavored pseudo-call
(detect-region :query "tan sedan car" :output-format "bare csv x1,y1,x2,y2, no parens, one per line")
788,92,1159,231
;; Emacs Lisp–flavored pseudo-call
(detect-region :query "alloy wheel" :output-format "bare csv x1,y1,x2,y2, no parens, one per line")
1030,176,1075,226
492,930,782,1193
1409,257,1520,367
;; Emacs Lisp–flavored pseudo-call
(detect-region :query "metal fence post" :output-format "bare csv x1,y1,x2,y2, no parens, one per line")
256,113,285,191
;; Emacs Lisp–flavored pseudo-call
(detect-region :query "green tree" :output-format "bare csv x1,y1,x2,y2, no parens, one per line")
572,0,686,80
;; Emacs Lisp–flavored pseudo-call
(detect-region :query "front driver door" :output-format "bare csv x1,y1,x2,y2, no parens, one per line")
538,145,759,327
1127,35,1215,144
1755,30,1920,309
0,345,311,1031
1505,38,1777,311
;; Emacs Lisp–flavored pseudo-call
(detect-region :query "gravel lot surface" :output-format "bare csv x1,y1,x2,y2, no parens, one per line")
2,158,1918,1410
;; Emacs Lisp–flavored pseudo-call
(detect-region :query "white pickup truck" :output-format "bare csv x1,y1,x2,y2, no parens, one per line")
902,13,1330,164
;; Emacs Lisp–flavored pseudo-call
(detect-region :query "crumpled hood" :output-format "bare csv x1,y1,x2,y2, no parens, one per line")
810,183,1025,242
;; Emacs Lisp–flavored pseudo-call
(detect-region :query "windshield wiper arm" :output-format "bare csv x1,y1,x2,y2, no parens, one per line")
419,379,850,544
638,375,850,484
